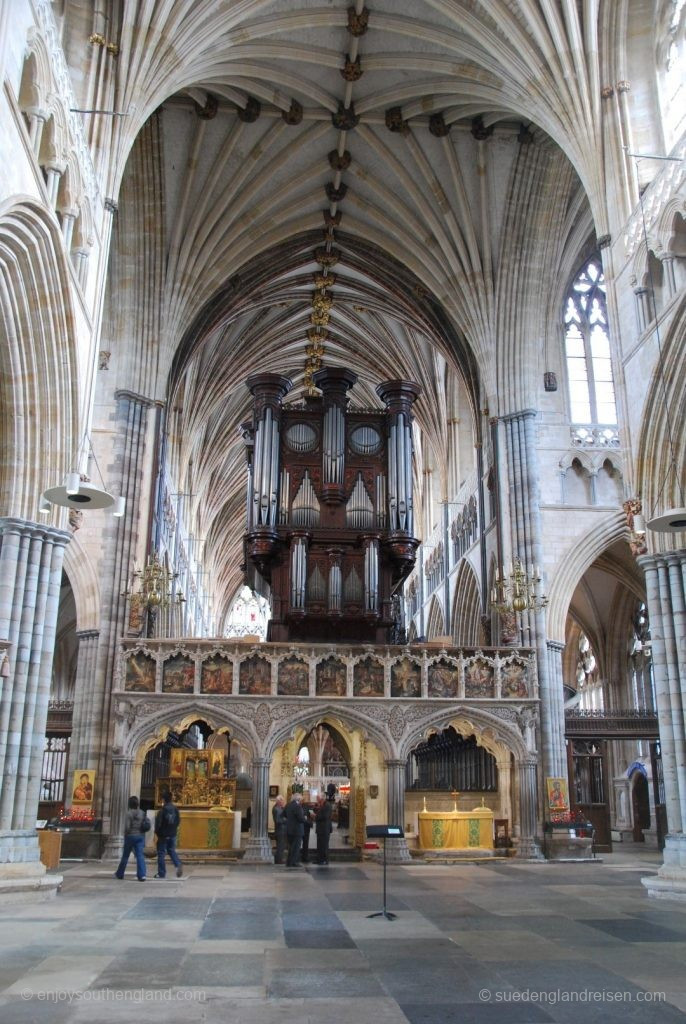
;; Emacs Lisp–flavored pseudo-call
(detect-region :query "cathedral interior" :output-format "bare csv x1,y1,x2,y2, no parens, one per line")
1,0,686,1018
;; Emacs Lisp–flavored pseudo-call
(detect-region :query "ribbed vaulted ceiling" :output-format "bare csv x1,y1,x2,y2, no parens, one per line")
101,1,609,625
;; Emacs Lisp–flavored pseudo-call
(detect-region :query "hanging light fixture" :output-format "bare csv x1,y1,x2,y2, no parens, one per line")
41,434,125,515
121,552,185,613
490,557,547,615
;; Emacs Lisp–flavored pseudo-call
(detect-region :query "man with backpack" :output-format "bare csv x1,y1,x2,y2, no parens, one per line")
154,789,183,878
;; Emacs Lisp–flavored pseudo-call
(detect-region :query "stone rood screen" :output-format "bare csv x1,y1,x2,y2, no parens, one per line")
243,368,421,643
118,639,537,702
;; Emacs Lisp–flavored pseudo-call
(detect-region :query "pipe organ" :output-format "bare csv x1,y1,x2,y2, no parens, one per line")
244,368,421,643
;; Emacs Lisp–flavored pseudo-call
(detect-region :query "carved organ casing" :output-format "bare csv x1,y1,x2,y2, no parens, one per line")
244,368,421,643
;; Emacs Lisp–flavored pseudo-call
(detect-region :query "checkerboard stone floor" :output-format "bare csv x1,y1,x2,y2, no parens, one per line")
1,848,685,1024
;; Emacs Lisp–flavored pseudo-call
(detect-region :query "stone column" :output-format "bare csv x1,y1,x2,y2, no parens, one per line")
496,757,512,824
0,517,70,893
87,391,154,838
639,551,686,898
102,755,134,859
243,757,273,863
502,411,566,780
384,759,412,863
515,757,542,859
66,629,100,792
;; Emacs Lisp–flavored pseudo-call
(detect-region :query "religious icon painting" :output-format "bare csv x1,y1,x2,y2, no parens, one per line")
427,660,458,698
391,658,421,698
201,655,233,694
546,777,569,811
464,659,495,698
316,657,347,696
162,654,195,694
501,661,529,698
170,748,184,777
353,657,385,696
71,769,95,806
277,656,309,696
239,654,272,695
124,651,156,692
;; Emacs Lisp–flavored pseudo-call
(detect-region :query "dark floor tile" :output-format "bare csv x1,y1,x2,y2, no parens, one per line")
268,967,384,998
584,918,685,943
399,1002,554,1023
325,893,408,911
198,914,281,940
91,946,186,990
284,929,356,949
123,897,212,919
308,867,369,881
282,912,347,930
0,999,75,1024
177,953,263,987
207,897,279,916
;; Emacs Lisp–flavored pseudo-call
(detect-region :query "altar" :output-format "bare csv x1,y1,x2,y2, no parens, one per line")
418,808,494,850
178,808,235,850
155,749,238,850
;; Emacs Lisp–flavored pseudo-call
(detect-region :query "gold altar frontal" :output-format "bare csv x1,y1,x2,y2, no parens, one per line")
177,808,234,850
419,808,494,850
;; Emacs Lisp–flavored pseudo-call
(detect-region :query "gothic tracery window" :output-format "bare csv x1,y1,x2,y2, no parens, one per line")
564,258,617,427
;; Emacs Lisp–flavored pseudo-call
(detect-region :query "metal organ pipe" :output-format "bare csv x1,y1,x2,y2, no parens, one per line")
389,423,398,529
290,537,307,609
364,539,379,612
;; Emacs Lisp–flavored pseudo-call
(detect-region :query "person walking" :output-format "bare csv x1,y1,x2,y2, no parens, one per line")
114,796,149,881
272,795,288,864
314,794,333,865
285,792,307,867
154,789,183,878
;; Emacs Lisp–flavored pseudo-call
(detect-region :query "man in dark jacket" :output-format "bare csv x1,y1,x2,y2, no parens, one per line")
154,789,183,878
314,795,333,865
272,795,287,864
285,793,307,867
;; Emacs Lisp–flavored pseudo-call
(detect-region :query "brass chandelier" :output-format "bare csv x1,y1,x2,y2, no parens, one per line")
490,557,547,615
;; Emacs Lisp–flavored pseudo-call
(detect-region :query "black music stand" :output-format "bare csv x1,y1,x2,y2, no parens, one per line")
366,825,404,920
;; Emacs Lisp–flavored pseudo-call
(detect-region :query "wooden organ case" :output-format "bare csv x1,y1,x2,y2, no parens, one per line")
243,367,421,644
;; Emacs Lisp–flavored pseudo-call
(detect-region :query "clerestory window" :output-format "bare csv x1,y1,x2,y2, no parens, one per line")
564,258,617,427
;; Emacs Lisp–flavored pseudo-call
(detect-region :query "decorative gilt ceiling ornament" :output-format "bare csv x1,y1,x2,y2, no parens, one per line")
313,274,335,290
324,210,341,227
341,55,363,81
347,6,369,36
314,247,340,267
329,150,351,171
282,98,303,124
325,181,348,202
308,326,329,342
311,292,333,315
471,115,493,140
385,106,410,135
429,112,449,137
237,96,261,122
332,103,359,130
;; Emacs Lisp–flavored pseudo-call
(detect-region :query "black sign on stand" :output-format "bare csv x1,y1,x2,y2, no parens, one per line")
366,825,404,920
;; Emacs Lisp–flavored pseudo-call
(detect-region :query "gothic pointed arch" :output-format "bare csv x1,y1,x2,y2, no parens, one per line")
0,199,78,518
451,559,482,645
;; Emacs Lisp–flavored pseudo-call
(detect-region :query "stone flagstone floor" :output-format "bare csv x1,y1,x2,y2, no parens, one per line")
1,848,685,1023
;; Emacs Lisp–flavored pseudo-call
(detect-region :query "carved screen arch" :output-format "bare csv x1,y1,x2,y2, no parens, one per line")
451,560,481,645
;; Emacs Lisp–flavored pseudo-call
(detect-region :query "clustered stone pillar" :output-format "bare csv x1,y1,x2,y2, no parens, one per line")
516,757,542,859
0,517,70,891
106,755,135,860
243,757,273,863
639,551,686,898
88,391,154,845
66,629,100,794
502,411,566,785
384,759,412,863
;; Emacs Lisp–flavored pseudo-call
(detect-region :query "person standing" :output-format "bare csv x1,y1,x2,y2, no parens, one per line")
114,796,149,881
154,789,183,878
285,793,307,867
314,795,333,865
272,795,287,864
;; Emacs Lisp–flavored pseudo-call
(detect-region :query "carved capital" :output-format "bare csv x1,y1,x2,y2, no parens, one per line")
332,103,359,131
429,112,449,137
341,55,363,81
347,6,369,36
282,98,303,125
328,149,351,171
238,96,261,122
385,106,410,135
